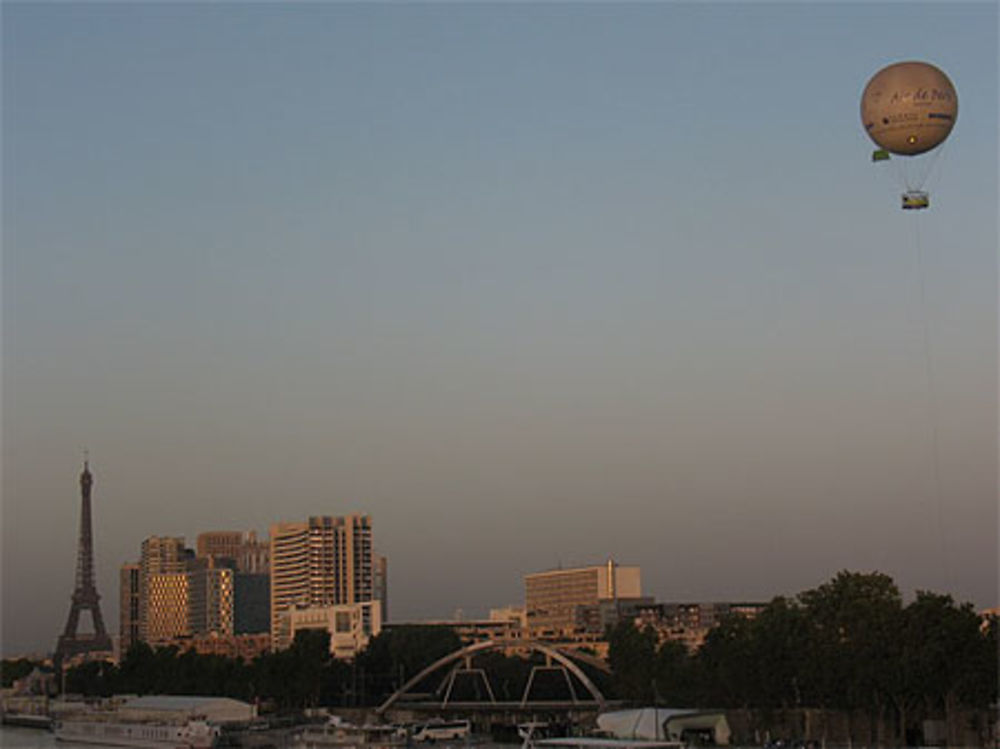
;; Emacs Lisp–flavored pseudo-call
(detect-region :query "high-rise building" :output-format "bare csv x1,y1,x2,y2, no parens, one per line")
373,553,388,622
233,573,270,635
194,529,269,635
188,557,234,637
269,515,373,650
196,530,270,574
524,559,641,635
270,522,310,648
119,563,141,656
240,536,270,575
146,572,190,643
123,531,268,649
138,537,188,642
197,530,249,561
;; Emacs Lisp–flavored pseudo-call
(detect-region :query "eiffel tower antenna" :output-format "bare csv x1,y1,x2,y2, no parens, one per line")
55,458,113,664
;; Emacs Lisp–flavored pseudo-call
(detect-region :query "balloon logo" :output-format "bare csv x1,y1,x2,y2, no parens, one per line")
861,61,957,156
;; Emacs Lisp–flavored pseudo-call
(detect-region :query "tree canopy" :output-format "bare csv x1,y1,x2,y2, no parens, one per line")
606,571,995,746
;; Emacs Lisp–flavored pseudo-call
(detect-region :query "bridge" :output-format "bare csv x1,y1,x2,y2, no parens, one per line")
374,639,619,730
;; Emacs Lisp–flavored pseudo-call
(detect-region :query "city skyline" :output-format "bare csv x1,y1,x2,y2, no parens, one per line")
2,461,994,659
3,3,997,657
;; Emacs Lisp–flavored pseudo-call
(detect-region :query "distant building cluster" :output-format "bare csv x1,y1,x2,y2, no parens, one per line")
116,525,762,665
118,518,387,662
389,560,767,659
525,560,645,637
515,561,765,653
634,601,768,651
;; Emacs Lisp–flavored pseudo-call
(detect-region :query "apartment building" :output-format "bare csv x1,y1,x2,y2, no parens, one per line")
525,559,641,636
269,515,374,651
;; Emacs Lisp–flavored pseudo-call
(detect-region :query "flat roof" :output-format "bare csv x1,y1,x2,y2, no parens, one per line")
122,695,251,712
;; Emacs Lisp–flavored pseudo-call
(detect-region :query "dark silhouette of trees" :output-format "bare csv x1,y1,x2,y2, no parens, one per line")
63,659,115,696
254,629,333,709
604,571,996,745
607,620,658,703
1,658,41,688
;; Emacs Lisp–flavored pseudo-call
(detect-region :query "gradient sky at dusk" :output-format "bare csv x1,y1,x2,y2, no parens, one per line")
2,2,996,656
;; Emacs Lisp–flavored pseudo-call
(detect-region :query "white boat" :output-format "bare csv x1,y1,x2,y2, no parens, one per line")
54,716,220,749
293,716,407,749
518,721,684,749
527,738,684,749
596,708,730,746
410,719,470,743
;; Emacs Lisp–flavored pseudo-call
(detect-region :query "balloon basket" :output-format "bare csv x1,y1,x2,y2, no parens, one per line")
901,191,930,210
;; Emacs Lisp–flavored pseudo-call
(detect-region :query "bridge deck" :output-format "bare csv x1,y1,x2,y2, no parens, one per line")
391,700,623,713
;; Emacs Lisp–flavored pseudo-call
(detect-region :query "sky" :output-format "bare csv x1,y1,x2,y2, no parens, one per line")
2,2,997,657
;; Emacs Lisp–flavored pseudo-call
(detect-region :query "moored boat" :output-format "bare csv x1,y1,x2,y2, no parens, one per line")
293,715,407,749
1,711,54,729
410,719,471,743
518,717,685,749
54,716,220,749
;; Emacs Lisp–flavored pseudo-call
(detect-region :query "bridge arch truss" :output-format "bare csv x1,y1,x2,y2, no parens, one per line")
375,639,609,715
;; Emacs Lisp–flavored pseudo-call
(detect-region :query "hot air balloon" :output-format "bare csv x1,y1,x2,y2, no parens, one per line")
861,61,957,209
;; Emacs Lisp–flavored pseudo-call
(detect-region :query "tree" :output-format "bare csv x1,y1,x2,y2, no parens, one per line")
695,611,757,709
64,660,116,697
607,620,658,703
254,629,332,709
798,570,903,744
116,641,157,695
292,628,333,707
652,639,693,706
1,658,41,688
900,592,993,744
738,597,810,712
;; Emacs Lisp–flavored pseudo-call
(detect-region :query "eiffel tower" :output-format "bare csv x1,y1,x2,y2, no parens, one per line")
55,459,113,663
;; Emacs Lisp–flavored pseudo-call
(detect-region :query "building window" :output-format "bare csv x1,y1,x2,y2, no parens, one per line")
335,611,352,632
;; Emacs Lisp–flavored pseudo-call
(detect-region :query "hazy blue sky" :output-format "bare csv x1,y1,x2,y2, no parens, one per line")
2,2,996,656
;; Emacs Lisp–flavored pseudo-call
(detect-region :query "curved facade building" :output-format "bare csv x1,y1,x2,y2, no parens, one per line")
269,515,373,651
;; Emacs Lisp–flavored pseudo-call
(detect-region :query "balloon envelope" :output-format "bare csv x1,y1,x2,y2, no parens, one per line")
861,61,957,156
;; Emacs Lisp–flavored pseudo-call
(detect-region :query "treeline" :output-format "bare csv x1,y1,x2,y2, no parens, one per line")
1,658,37,688
60,624,607,711
607,571,997,745
62,625,458,710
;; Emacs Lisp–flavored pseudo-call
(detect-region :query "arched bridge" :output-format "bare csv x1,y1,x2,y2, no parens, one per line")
375,639,611,716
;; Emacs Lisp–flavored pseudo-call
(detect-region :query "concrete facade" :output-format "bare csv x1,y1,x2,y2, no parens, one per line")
525,560,641,635
287,600,382,659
